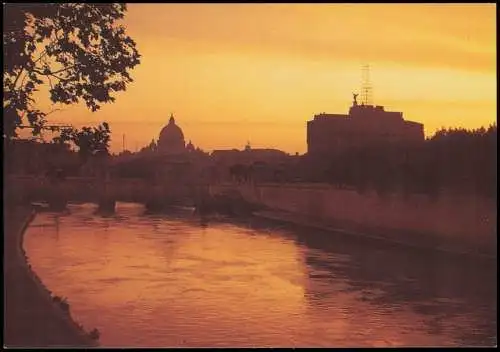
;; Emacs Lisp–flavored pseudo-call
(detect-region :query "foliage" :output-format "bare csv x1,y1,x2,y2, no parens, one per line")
229,164,250,183
3,3,140,139
89,328,101,341
308,124,496,198
52,295,70,314
52,122,111,163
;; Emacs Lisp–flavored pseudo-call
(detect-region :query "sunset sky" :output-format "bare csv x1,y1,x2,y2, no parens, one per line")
39,3,496,154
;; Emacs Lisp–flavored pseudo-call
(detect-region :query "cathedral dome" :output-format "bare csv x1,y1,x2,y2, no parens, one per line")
158,114,185,154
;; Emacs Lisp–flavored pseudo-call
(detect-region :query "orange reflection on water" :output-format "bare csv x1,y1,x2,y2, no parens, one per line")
23,203,496,347
25,205,309,346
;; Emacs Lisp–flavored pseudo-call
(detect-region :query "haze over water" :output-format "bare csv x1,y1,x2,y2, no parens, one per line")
24,203,496,347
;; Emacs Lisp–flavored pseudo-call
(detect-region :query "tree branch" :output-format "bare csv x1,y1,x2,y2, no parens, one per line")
46,107,64,116
50,64,78,75
32,68,71,82
32,49,48,66
46,73,54,90
12,67,25,88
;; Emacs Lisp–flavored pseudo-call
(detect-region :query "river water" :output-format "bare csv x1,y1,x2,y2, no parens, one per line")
24,202,496,347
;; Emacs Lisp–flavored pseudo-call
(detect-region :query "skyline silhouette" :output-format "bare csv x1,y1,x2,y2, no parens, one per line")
4,4,496,349
21,3,495,154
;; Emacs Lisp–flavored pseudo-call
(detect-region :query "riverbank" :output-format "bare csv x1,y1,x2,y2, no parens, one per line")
253,209,496,261
211,183,496,260
4,205,98,347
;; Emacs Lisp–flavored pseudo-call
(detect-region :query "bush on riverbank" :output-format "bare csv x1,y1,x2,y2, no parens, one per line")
52,294,101,341
89,328,100,341
52,295,70,314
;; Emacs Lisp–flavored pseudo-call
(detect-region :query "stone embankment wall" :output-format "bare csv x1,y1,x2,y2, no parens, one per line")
210,183,496,253
4,206,97,347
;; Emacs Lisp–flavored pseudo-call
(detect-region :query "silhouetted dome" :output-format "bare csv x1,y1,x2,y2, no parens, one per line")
158,114,185,154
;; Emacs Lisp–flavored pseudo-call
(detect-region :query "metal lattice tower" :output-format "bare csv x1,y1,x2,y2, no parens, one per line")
361,64,373,106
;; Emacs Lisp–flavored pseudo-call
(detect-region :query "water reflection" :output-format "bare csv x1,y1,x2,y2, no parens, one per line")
280,222,497,346
24,203,496,347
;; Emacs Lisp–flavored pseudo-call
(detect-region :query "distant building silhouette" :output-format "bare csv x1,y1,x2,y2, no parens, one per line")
211,145,289,166
111,114,213,182
307,94,424,157
158,113,186,154
186,140,195,152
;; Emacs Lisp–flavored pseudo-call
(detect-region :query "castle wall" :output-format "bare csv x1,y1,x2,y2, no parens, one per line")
307,106,424,156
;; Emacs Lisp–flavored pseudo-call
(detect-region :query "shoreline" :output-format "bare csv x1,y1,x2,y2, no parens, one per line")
4,205,98,348
26,201,495,262
251,209,496,262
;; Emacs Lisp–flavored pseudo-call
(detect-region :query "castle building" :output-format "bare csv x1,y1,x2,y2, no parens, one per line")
307,94,424,157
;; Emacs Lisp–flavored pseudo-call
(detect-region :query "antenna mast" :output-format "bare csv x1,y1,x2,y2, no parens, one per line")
361,64,373,106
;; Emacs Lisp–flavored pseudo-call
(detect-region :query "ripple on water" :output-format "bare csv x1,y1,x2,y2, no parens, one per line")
23,204,498,347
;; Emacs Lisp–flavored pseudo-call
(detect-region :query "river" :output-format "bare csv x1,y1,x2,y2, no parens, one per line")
24,202,496,347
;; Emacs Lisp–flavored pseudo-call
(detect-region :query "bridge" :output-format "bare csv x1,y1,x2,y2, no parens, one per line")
6,175,211,213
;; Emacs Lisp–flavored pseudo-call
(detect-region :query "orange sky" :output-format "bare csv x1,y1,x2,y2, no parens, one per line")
38,4,496,154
